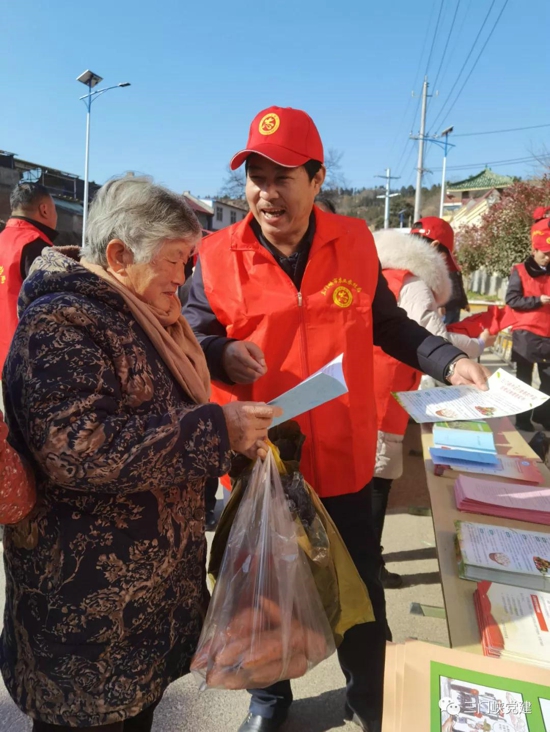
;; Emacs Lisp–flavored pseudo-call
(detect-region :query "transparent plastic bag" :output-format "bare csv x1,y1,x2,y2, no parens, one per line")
191,450,336,690
209,441,375,646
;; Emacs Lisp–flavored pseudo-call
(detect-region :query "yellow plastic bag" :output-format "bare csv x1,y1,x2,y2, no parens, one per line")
209,444,374,646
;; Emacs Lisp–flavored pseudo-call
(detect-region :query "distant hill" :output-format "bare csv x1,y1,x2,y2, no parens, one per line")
226,183,443,229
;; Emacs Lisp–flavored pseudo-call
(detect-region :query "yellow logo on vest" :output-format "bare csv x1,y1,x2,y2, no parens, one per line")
322,277,362,307
259,113,280,136
333,286,353,308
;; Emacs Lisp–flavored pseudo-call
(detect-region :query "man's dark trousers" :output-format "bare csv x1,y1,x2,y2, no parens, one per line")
248,481,391,724
515,353,550,426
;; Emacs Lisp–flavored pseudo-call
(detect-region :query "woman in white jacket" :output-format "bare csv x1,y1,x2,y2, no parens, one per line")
371,228,495,588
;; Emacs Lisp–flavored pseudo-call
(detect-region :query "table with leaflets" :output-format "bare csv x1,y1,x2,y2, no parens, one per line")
421,415,550,654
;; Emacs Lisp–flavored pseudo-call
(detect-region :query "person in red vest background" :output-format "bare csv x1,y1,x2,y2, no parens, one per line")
183,105,489,732
371,227,495,590
0,182,58,373
409,216,470,325
506,213,550,431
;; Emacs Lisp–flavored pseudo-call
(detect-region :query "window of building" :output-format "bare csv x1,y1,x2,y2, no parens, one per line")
242,212,246,220
230,210,237,224
216,206,223,222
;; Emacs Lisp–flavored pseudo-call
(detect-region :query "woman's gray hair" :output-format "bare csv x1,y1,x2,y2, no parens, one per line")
82,175,201,266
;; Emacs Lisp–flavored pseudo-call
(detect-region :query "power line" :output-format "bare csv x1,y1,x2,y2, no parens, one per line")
453,122,550,137
394,138,413,177
389,0,437,168
435,0,473,97
386,95,414,166
424,0,445,77
430,0,498,133
437,0,510,129
431,154,547,172
397,139,417,179
432,0,461,92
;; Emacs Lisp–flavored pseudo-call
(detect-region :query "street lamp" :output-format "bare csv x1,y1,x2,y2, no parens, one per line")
439,126,454,218
77,70,131,245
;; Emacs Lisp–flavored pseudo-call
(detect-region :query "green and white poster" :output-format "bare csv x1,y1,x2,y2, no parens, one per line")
432,661,550,731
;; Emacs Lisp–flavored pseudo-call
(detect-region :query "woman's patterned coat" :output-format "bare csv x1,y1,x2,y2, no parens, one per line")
1,249,230,726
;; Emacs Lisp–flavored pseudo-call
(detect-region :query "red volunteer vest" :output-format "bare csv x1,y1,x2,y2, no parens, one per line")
510,263,550,337
373,269,421,436
200,209,379,498
0,219,53,372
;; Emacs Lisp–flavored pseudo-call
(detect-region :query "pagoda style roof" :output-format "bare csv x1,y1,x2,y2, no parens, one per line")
447,168,514,192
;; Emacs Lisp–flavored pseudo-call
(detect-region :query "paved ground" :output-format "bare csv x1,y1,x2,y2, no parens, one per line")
0,427,449,732
0,350,540,731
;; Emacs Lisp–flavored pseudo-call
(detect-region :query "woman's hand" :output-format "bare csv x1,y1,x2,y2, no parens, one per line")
222,402,282,457
246,439,270,461
479,328,497,349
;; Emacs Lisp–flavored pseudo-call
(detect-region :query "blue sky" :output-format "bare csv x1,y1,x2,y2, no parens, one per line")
2,0,548,196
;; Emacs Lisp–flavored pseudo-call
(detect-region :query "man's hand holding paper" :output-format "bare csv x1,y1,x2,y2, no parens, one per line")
395,368,550,423
447,358,491,390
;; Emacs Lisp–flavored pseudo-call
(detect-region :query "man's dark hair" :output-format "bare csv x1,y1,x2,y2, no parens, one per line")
303,160,323,180
10,182,51,212
245,158,323,181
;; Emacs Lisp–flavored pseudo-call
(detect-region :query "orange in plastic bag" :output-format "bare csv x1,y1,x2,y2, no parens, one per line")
0,411,36,525
191,450,335,690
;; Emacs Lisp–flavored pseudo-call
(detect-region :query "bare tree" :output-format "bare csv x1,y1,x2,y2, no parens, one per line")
219,166,246,199
323,148,347,193
529,144,550,178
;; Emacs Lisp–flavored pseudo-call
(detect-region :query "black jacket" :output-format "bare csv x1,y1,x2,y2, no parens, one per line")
10,216,58,278
506,256,550,362
506,256,548,311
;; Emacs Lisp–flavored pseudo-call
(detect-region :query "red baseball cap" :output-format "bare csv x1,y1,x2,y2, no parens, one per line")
410,216,454,251
410,216,459,270
230,106,324,170
532,218,550,252
533,206,550,222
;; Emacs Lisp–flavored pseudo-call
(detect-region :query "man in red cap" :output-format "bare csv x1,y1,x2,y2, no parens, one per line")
410,217,469,325
506,216,550,431
183,106,488,732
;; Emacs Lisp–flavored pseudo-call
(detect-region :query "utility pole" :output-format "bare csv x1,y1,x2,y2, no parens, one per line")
413,76,429,222
376,168,400,229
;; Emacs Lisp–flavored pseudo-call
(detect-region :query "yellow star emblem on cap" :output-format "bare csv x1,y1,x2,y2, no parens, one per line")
259,113,280,136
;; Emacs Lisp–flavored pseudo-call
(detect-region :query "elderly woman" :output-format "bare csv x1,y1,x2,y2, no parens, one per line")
0,176,278,731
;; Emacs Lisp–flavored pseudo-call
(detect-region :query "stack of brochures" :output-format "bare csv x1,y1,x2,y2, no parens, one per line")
434,452,544,483
474,580,550,669
454,474,550,525
456,520,550,591
383,639,550,731
430,420,498,467
429,418,546,483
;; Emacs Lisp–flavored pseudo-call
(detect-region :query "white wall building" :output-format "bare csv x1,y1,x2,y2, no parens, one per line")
201,199,247,231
